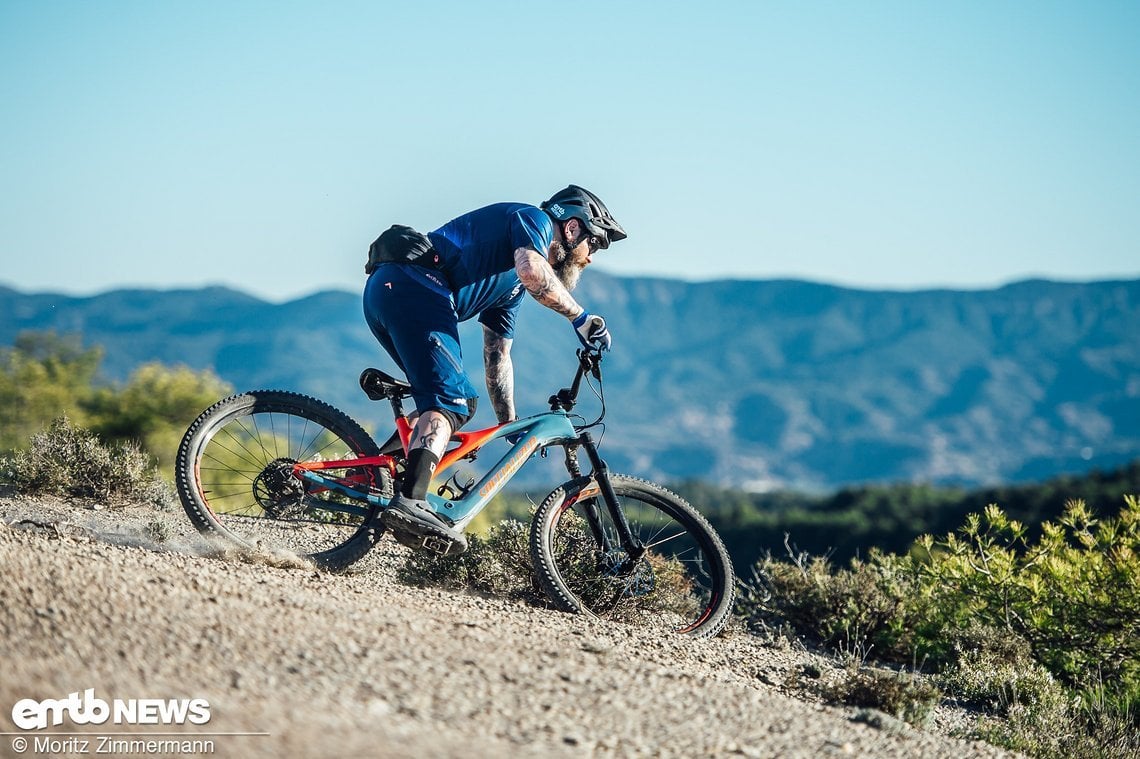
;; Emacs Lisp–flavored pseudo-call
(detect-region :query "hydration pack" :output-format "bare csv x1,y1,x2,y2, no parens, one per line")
365,225,440,274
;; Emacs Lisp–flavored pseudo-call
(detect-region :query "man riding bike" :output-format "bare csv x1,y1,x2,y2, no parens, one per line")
362,184,627,553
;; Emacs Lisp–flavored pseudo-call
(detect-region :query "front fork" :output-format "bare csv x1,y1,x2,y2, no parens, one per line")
564,432,645,565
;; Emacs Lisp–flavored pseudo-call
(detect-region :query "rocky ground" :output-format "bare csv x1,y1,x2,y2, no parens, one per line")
0,494,1020,759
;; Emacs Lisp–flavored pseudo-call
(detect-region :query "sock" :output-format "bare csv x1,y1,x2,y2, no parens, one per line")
401,448,440,500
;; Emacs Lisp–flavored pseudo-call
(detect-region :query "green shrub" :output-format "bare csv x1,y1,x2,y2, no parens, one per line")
974,684,1139,759
738,496,1140,757
1,416,167,505
824,665,942,728
397,518,543,601
913,498,1140,699
0,333,101,453
935,623,1063,713
87,362,230,474
737,542,932,661
1,331,230,475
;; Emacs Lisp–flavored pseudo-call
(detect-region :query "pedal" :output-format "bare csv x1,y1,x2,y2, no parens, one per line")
390,528,425,550
421,533,465,557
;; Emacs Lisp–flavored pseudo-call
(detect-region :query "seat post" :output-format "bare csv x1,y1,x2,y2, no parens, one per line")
388,395,405,419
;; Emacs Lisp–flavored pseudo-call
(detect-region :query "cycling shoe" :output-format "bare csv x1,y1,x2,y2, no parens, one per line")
381,495,468,556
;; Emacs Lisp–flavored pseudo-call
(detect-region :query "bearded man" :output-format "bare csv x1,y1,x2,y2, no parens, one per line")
362,185,627,551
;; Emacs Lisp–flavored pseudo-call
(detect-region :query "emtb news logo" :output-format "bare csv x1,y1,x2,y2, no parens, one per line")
11,689,211,730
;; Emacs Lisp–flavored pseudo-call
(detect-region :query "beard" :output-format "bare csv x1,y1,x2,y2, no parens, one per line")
549,240,584,290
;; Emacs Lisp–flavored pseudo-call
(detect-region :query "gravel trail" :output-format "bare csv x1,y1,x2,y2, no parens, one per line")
0,496,1018,758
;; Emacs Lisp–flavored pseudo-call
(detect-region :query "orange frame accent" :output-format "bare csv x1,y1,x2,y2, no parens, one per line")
293,417,509,481
435,425,503,472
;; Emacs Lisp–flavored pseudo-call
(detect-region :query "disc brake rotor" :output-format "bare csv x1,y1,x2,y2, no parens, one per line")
252,458,307,519
598,549,656,598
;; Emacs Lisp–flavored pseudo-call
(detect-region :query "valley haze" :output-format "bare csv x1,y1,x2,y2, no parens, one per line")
1,274,1137,491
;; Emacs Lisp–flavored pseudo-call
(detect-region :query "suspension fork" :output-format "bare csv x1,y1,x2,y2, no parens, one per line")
570,432,645,562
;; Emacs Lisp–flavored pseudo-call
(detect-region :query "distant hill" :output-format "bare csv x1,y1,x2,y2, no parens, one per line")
2,275,1137,490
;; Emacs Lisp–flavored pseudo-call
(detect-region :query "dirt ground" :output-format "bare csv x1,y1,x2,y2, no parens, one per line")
0,495,1020,759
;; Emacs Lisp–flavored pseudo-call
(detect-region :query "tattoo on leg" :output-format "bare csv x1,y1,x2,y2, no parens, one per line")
417,417,446,449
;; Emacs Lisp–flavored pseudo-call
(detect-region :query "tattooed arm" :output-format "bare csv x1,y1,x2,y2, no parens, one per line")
513,247,584,321
483,326,515,424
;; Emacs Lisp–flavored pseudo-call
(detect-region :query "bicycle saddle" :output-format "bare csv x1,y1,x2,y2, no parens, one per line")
359,367,412,401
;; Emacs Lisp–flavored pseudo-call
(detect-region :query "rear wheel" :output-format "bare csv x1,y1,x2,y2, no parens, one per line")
175,390,390,570
531,475,735,638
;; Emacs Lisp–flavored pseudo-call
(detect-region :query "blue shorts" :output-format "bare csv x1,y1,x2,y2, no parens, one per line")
362,264,479,420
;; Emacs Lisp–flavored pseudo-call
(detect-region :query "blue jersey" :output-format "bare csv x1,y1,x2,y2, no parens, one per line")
427,202,553,338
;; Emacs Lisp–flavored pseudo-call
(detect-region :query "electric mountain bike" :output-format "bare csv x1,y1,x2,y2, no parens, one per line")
174,347,735,638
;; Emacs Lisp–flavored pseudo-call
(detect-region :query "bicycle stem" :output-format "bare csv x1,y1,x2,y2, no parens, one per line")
549,347,602,412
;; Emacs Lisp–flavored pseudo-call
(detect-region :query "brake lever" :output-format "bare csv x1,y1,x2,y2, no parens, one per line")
579,347,604,380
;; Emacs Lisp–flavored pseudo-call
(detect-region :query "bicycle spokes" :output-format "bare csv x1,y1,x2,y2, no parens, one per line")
534,480,732,635
177,392,387,568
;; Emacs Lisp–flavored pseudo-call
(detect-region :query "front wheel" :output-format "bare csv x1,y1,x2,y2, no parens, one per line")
530,475,735,638
175,390,390,570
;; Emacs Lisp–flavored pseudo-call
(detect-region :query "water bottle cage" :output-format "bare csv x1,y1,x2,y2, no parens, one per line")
437,472,476,500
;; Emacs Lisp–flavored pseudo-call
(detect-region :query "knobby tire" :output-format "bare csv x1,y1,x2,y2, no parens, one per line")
174,390,388,571
531,475,735,638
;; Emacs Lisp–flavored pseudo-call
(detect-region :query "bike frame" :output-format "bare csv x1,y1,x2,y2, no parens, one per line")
292,410,578,530
291,347,642,550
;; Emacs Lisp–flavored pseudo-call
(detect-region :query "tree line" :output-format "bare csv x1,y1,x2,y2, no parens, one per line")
670,463,1139,574
3,329,1136,575
0,331,229,475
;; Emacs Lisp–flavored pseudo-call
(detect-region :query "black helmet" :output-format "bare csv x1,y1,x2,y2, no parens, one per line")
540,184,627,249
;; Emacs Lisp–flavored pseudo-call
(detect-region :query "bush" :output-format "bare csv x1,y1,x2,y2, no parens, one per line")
913,498,1140,699
974,684,1139,759
1,331,230,475
397,518,543,601
1,416,167,505
824,665,942,728
0,333,101,453
935,623,1063,713
738,496,1140,757
737,539,932,661
86,362,230,474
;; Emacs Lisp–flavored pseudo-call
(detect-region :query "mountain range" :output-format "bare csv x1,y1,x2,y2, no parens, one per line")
2,275,1137,491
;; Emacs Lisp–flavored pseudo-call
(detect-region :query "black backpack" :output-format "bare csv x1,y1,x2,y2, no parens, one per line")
365,225,440,274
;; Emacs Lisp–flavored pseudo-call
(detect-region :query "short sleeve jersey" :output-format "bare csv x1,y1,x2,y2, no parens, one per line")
427,202,553,338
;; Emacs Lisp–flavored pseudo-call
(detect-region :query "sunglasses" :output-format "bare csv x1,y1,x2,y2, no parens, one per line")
565,220,608,252
583,232,608,252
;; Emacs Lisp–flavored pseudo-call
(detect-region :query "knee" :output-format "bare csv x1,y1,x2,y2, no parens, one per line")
425,398,478,431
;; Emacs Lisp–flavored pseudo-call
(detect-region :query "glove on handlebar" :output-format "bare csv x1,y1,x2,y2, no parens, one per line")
572,311,612,351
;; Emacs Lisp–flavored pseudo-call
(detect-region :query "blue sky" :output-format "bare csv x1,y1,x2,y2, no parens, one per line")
2,1,1138,302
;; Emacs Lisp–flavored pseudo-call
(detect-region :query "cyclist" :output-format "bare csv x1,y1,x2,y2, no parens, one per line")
363,184,627,553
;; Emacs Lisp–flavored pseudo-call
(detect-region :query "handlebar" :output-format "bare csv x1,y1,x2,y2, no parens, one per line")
548,347,604,412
